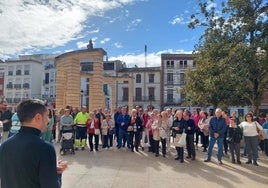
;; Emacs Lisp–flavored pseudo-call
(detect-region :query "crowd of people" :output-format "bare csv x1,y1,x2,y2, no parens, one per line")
0,98,268,187
48,104,267,166
0,100,268,165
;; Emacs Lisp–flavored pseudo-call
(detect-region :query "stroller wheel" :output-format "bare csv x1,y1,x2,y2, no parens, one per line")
60,149,66,156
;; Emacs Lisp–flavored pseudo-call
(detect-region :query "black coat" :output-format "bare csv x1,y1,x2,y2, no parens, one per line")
226,126,243,143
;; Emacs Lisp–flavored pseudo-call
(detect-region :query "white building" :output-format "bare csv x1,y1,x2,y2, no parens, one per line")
161,53,196,110
4,58,42,106
161,53,248,116
19,54,59,106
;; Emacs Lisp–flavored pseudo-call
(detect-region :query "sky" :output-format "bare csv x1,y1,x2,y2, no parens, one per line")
0,0,213,67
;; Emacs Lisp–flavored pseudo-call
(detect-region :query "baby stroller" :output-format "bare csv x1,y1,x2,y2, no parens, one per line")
60,125,75,155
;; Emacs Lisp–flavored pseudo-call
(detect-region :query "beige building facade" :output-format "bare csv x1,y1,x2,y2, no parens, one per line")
55,44,134,112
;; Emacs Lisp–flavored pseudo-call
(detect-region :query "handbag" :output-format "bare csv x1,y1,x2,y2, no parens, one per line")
178,132,186,146
160,128,167,139
255,123,264,141
174,132,186,147
94,128,100,135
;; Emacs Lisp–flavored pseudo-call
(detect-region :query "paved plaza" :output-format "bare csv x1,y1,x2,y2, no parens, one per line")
55,142,268,188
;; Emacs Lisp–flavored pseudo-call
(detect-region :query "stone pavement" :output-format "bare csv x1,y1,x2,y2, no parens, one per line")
55,143,268,188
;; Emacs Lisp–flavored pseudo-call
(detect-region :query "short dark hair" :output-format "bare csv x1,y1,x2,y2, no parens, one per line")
17,99,47,123
230,118,237,123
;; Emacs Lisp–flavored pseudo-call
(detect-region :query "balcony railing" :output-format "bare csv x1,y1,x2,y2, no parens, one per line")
6,84,13,89
14,84,22,89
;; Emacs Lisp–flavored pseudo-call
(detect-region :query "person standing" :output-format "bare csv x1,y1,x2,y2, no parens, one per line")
116,107,130,149
239,112,263,166
86,112,100,151
172,110,186,163
0,99,67,188
0,100,13,143
184,110,196,160
152,111,161,157
74,106,89,150
128,109,143,152
198,111,210,152
262,114,268,156
9,112,21,137
226,118,243,164
42,108,54,142
204,108,227,165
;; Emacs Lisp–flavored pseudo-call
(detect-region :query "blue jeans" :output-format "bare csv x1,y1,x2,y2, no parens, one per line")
118,129,129,148
207,137,224,161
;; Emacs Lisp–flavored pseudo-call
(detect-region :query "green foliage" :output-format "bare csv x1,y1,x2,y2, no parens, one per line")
184,0,268,114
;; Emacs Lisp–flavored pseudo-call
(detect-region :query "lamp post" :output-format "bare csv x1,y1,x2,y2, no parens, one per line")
80,90,84,106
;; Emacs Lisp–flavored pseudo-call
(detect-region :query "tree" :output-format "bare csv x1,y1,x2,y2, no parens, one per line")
183,0,268,114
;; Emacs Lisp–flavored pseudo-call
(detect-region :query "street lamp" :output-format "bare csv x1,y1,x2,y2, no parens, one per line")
80,90,84,106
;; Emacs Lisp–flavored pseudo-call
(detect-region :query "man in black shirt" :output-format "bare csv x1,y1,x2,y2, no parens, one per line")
0,99,67,188
0,100,12,143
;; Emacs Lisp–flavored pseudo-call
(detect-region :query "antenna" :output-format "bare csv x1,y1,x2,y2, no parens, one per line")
145,45,147,67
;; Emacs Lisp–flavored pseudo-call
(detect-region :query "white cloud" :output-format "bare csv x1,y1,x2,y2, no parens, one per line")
114,42,123,48
109,49,192,68
126,19,142,31
100,38,111,44
76,41,89,49
0,0,136,56
169,15,189,25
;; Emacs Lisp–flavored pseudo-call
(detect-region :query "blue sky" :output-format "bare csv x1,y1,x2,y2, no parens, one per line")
0,0,211,67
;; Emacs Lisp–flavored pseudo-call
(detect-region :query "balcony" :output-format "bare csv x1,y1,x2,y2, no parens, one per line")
14,84,22,89
166,81,174,85
24,70,30,75
164,98,181,105
6,83,13,89
16,70,22,75
134,96,155,102
23,83,30,89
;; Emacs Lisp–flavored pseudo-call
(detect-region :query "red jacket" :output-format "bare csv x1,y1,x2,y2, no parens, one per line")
86,118,99,134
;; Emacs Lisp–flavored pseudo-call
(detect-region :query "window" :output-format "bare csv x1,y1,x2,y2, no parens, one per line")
24,65,30,75
135,88,142,101
50,71,55,82
14,78,21,89
122,88,129,101
148,87,155,101
0,72,4,78
50,86,54,97
104,63,114,70
179,73,185,85
103,84,109,95
136,74,141,83
167,89,173,103
123,80,128,84
184,60,187,67
166,61,174,68
80,62,93,72
45,73,49,84
167,73,173,84
149,74,154,83
179,61,183,68
16,65,22,75
8,66,14,76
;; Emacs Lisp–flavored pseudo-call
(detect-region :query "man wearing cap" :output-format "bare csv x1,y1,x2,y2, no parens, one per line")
74,106,89,150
